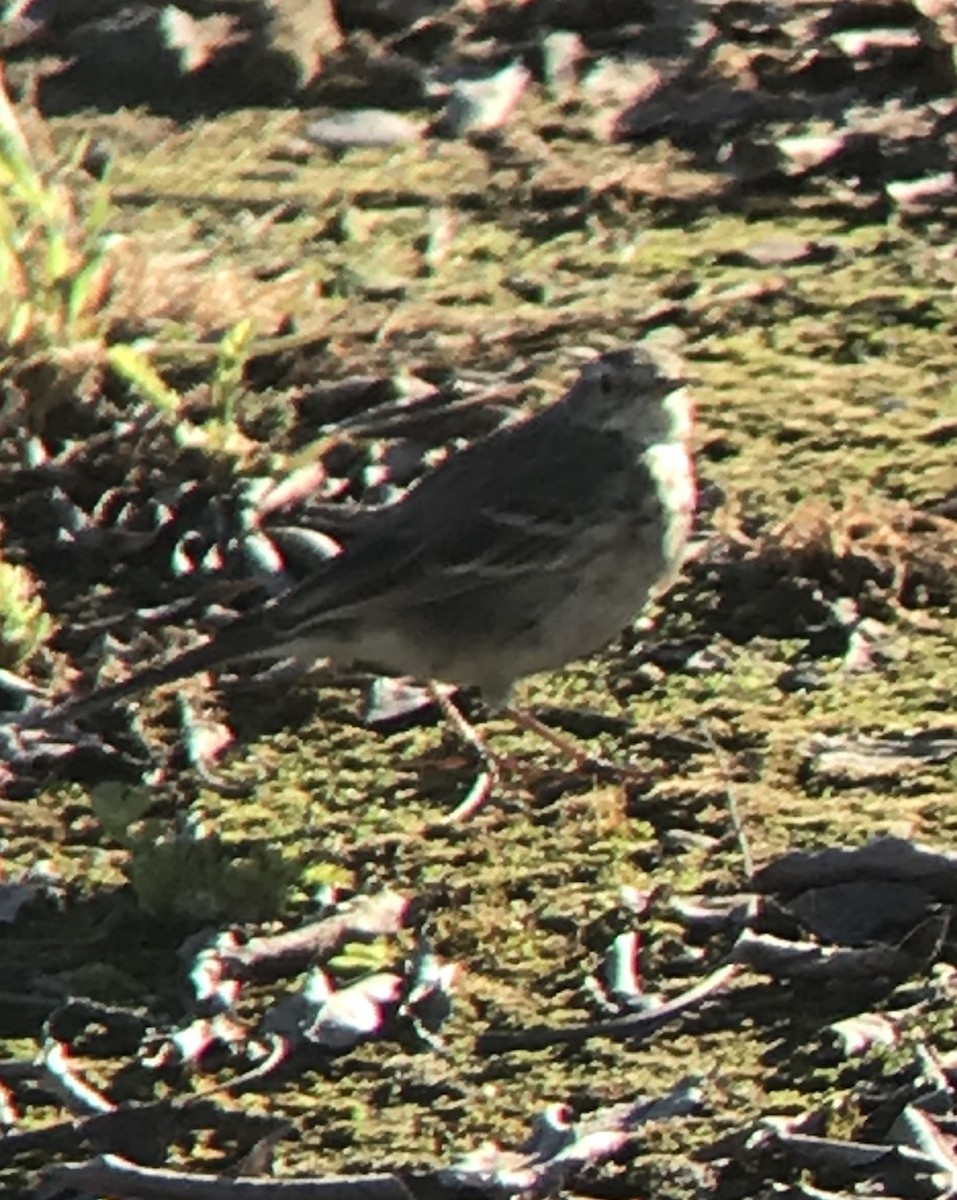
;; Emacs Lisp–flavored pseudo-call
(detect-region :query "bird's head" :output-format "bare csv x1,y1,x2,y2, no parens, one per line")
564,346,693,445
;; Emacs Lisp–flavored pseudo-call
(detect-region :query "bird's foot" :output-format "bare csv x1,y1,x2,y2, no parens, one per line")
504,706,645,782
426,685,644,823
426,682,521,822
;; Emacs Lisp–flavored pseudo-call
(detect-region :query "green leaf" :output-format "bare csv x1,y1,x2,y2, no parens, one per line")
90,782,156,844
210,318,255,427
44,229,70,284
6,301,31,346
107,344,183,415
327,938,393,977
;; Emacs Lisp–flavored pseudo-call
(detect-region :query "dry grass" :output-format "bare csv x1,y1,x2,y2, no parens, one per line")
719,496,957,610
101,233,314,338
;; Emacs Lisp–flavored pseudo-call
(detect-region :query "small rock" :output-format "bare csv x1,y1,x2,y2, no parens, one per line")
306,108,423,150
161,6,239,74
886,172,957,209
777,665,827,693
719,236,837,267
262,0,343,90
830,28,921,59
540,30,585,96
432,59,531,138
363,677,453,727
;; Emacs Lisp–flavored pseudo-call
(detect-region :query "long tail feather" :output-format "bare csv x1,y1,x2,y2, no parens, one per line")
44,621,272,725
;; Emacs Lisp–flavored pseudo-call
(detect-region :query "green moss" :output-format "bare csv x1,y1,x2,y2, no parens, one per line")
126,827,297,921
0,552,52,668
0,98,953,1195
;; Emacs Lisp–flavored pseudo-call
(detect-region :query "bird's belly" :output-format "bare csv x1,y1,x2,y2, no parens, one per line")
439,545,669,692
523,549,667,671
332,509,685,701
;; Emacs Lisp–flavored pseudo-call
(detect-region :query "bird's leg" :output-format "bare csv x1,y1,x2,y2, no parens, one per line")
426,682,561,822
425,688,645,823
504,705,645,781
426,681,506,822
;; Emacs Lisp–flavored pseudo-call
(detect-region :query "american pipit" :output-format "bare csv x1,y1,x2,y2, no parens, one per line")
47,346,696,803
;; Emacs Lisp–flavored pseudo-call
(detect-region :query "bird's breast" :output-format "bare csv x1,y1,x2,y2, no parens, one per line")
641,439,695,583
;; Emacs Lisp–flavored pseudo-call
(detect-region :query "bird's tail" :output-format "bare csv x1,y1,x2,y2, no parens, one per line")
43,620,271,726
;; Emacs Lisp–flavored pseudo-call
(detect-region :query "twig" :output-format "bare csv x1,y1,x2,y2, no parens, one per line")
442,768,497,824
39,1040,114,1116
477,961,739,1054
41,1153,417,1200
696,719,753,881
213,891,416,982
0,1097,281,1170
188,1034,290,1098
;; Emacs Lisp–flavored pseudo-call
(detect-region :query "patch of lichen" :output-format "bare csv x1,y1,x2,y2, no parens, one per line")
1,93,954,1195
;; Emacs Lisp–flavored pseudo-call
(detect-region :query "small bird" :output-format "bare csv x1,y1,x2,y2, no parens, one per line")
48,346,696,760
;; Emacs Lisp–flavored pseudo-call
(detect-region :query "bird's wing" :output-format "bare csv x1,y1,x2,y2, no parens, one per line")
391,408,665,597
263,410,653,636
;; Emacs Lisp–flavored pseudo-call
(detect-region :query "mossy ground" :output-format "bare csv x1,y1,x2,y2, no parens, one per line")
3,94,957,1196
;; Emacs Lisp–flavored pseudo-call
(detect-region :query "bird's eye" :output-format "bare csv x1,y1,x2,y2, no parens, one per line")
599,371,613,395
